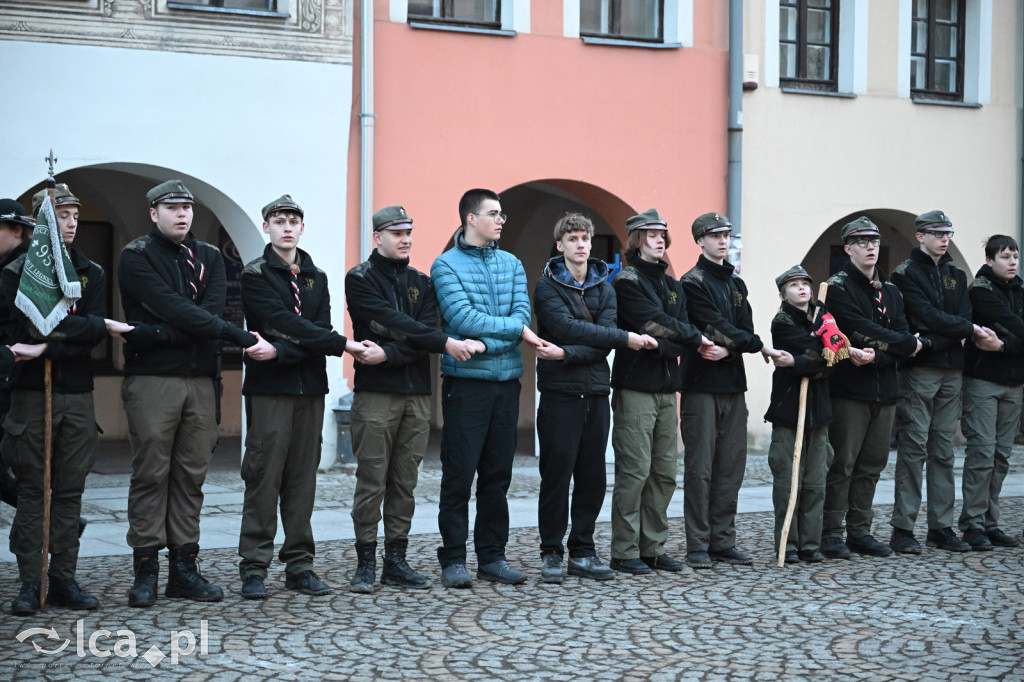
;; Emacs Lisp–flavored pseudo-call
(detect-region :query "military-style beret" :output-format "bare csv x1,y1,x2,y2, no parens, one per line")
775,264,812,291
915,209,953,233
262,194,304,221
625,208,668,235
691,212,732,242
840,216,880,243
147,179,194,207
31,183,80,216
372,205,413,232
0,198,33,227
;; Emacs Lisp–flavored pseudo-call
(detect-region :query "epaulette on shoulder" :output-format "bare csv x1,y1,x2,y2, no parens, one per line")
681,267,704,284
123,235,150,253
772,307,794,325
348,261,370,279
892,260,910,276
970,274,993,291
826,271,847,287
615,267,639,283
198,241,221,254
242,257,267,277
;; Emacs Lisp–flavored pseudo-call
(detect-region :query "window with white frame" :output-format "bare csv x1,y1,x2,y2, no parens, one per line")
172,0,277,10
779,0,840,91
910,0,965,101
580,0,663,42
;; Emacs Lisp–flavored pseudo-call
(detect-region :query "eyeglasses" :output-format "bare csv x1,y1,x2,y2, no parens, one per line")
851,238,881,249
471,211,507,224
921,230,954,239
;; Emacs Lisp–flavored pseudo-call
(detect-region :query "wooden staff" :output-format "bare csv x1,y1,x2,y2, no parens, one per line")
39,159,57,606
777,282,828,567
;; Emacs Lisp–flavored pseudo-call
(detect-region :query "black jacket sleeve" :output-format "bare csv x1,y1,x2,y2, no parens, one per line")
827,280,918,361
241,267,348,356
535,278,628,366
682,277,763,354
615,275,701,348
970,282,1024,356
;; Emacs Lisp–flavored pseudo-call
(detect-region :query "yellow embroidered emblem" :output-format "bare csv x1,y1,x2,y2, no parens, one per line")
943,275,957,289
668,291,677,304
409,286,420,302
80,276,88,288
733,291,744,307
303,278,315,291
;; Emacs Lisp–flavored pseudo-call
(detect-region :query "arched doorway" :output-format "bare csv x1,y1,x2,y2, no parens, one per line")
13,164,264,449
434,180,637,456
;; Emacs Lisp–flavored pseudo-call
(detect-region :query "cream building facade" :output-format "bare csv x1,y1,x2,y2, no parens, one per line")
739,0,1021,445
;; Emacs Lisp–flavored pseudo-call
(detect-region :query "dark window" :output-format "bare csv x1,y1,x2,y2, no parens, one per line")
779,0,840,91
911,0,965,101
580,0,663,42
408,0,501,27
173,0,276,9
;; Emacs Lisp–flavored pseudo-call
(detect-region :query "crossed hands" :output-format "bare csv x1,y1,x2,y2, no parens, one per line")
445,337,486,362
104,319,134,341
972,324,1003,352
7,342,47,361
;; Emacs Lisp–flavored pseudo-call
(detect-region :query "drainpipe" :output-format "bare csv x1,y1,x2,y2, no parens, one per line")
1018,1,1023,249
727,0,743,271
360,0,375,261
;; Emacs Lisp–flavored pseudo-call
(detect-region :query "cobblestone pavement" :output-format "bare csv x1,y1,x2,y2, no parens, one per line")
1,444,1023,680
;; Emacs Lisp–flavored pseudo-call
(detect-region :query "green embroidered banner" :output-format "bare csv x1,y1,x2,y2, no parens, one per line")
14,193,81,336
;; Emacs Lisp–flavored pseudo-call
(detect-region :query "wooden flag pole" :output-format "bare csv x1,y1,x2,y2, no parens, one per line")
777,282,828,567
39,151,57,606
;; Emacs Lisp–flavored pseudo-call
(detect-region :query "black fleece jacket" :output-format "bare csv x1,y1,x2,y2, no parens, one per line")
611,256,702,394
826,262,918,404
964,264,1024,387
1,245,106,393
119,228,255,378
242,244,350,396
534,256,629,396
345,249,448,395
764,301,835,430
890,248,974,370
680,255,763,394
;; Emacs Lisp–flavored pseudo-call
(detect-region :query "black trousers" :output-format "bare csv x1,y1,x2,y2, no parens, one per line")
437,377,520,567
537,392,610,558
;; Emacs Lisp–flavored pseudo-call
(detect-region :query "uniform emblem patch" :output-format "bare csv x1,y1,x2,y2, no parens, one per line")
409,286,420,302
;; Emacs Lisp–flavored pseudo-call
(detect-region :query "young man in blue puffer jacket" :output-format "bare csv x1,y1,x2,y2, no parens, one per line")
430,188,544,588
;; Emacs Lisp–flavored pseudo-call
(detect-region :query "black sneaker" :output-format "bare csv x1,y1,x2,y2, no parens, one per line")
962,528,994,552
987,528,1020,548
440,563,473,589
889,527,921,554
847,534,893,558
609,558,652,575
540,554,563,584
566,555,615,581
477,559,527,585
641,553,683,572
925,527,970,552
821,537,851,559
285,570,332,596
241,575,268,600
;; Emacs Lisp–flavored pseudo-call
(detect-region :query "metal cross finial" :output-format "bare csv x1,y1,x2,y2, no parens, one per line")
44,149,58,188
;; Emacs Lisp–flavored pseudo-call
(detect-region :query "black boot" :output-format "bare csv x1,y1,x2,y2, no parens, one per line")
349,541,376,594
381,538,429,589
128,546,161,608
48,576,99,610
11,581,40,616
165,543,223,602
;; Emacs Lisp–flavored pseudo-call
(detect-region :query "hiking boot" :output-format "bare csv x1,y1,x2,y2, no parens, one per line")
686,551,713,569
349,541,377,594
710,547,753,565
847,534,893,558
986,528,1020,548
285,570,331,596
610,558,652,575
821,537,851,559
889,527,921,554
381,539,429,589
241,575,267,600
641,553,684,572
128,546,160,608
962,528,994,552
11,581,40,616
47,576,99,610
926,527,970,553
165,544,223,601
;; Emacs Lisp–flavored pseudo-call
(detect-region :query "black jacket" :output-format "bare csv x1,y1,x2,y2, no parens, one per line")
534,256,629,396
0,239,29,414
611,256,702,394
890,248,974,370
242,245,350,396
345,249,448,395
826,262,918,404
119,228,253,378
964,264,1024,386
680,255,763,394
1,245,106,393
764,302,834,430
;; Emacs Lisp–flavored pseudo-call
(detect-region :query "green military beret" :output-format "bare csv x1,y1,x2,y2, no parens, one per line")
690,212,732,242
147,179,194,207
625,208,667,235
31,183,80,216
775,264,811,291
372,205,413,232
262,194,304,221
840,216,880,243
915,209,952,233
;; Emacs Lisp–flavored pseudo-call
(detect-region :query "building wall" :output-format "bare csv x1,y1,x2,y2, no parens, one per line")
740,0,1021,445
352,0,732,432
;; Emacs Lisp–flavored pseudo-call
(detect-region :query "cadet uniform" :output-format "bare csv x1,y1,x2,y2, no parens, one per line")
764,266,834,562
238,195,351,599
345,205,449,592
959,246,1024,548
890,210,974,553
121,180,256,607
610,209,703,574
823,217,918,559
680,212,764,566
2,185,105,615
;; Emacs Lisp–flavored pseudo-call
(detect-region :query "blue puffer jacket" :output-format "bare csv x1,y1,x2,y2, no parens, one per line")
431,228,531,381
